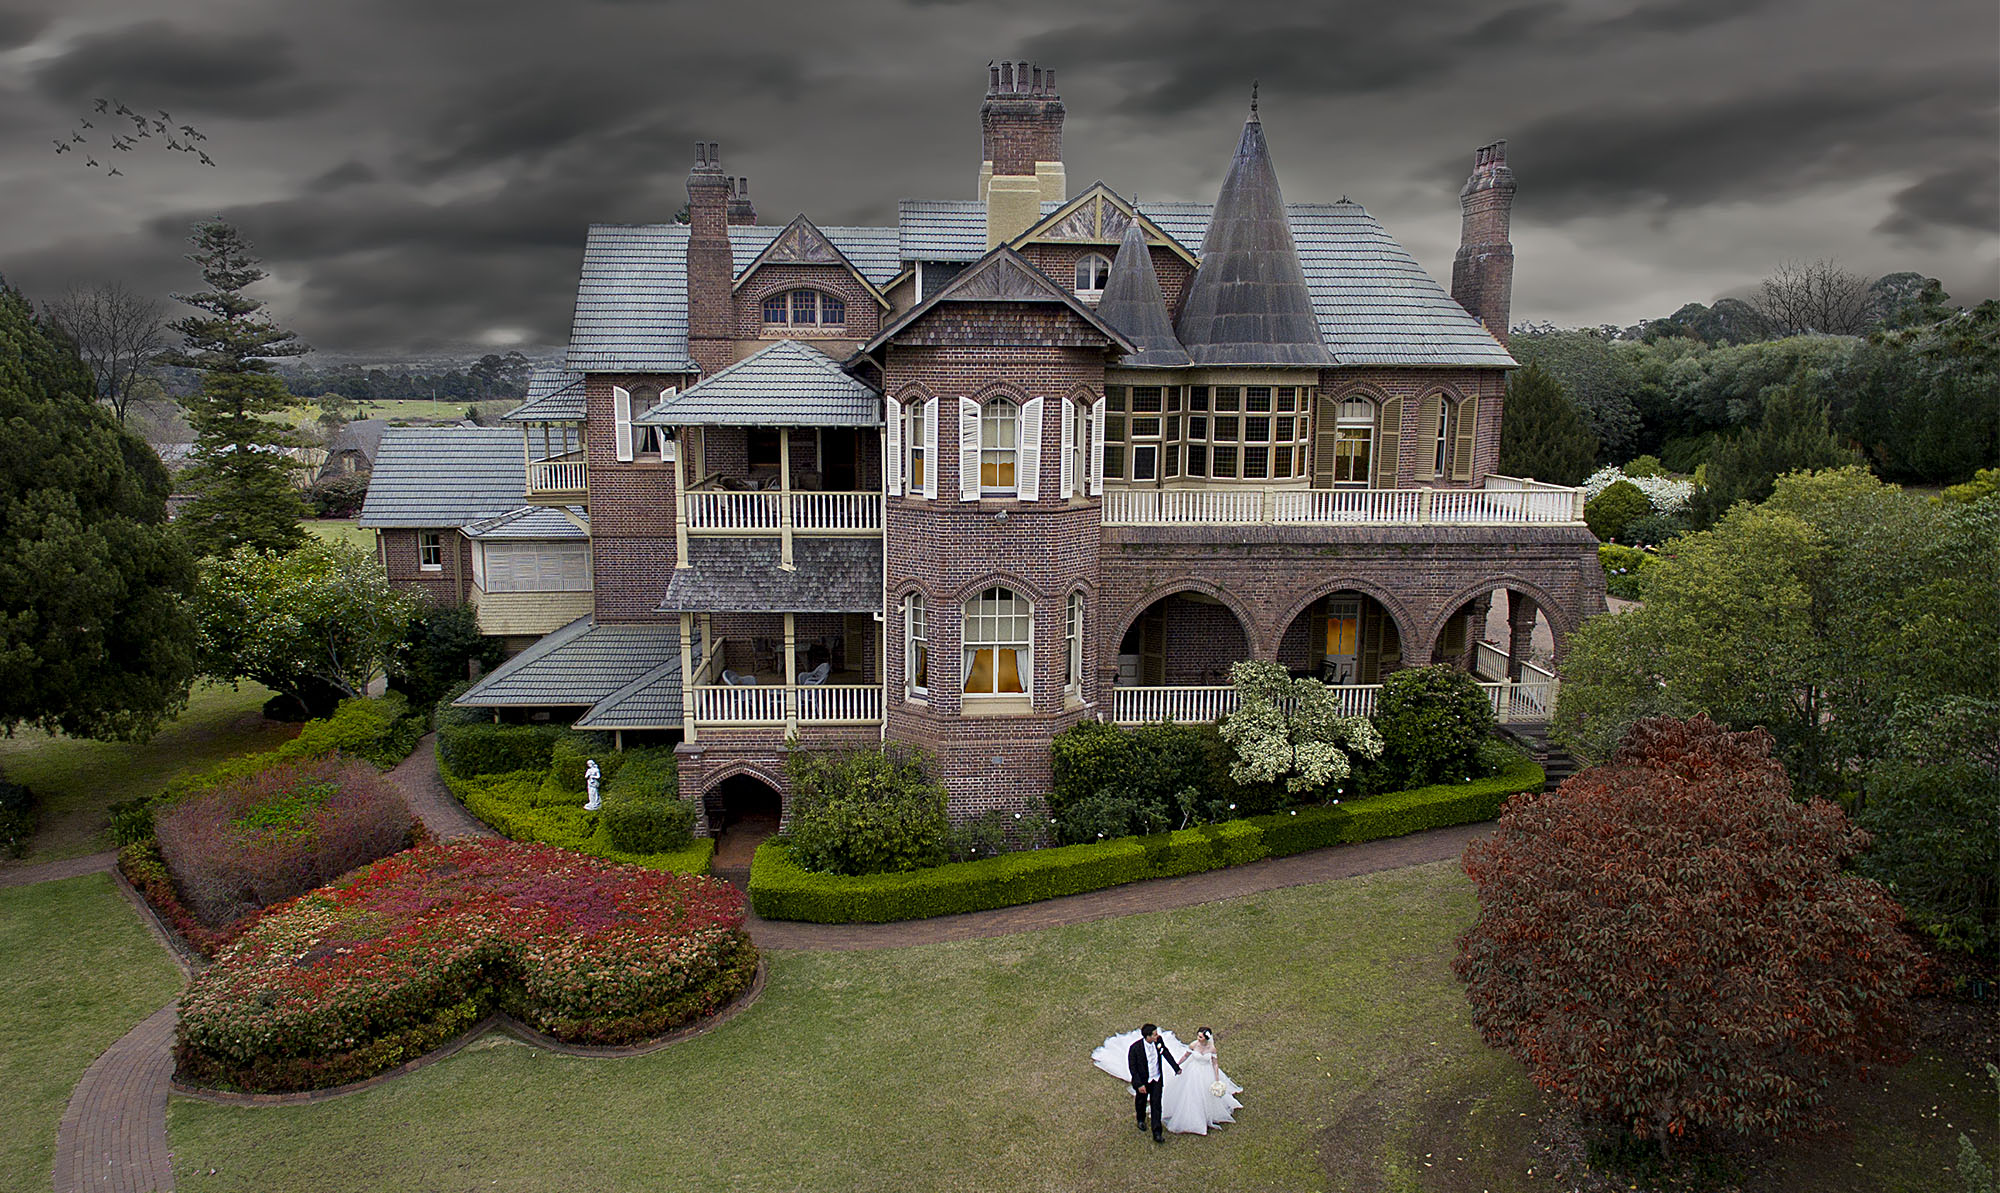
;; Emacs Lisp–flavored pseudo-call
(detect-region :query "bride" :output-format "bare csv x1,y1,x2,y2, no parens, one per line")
1091,1026,1244,1135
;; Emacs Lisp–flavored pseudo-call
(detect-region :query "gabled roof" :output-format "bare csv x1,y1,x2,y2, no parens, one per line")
727,223,901,287
357,427,524,528
326,418,387,461
504,368,585,422
730,215,891,309
659,538,883,613
861,247,1136,355
454,616,693,711
897,200,987,262
1174,112,1333,368
636,340,881,428
463,505,588,541
1008,183,1199,267
573,657,688,729
1097,218,1191,367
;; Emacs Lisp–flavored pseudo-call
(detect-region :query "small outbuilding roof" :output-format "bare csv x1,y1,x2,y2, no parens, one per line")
358,427,524,528
454,616,694,713
636,340,881,428
462,505,588,541
504,368,586,422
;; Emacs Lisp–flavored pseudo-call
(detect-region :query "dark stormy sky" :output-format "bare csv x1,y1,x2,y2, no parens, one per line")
1,0,1995,354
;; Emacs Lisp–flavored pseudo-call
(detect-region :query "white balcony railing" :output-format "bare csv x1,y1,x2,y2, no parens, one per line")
1111,678,1557,726
1474,641,1558,685
682,491,883,535
687,683,883,727
1101,476,1584,528
525,459,587,497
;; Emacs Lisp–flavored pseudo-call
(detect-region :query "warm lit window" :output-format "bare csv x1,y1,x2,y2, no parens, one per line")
762,290,845,326
963,587,1031,697
418,531,443,571
1075,254,1110,297
905,401,926,493
1334,397,1374,485
980,398,1018,494
1063,592,1083,695
904,592,929,696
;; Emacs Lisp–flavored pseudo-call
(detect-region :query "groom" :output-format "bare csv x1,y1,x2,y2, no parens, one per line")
1127,1023,1180,1143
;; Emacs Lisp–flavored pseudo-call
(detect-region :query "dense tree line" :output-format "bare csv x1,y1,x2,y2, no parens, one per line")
282,351,533,406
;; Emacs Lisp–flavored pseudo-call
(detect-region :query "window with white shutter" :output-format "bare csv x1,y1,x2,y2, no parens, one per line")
885,399,903,496
921,397,939,499
1016,397,1042,502
480,542,592,593
613,385,634,462
1088,397,1106,496
958,397,981,502
1058,397,1076,499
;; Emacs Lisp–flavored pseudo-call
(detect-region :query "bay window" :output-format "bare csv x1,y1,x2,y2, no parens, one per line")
963,587,1031,697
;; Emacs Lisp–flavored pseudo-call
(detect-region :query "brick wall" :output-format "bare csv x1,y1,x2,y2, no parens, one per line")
732,263,883,345
380,528,473,605
1314,366,1506,486
585,373,681,624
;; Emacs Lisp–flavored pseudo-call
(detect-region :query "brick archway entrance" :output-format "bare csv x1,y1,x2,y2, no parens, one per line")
708,773,782,881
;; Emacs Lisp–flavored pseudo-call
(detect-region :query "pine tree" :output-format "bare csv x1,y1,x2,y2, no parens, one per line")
1690,377,1859,526
0,279,197,740
1498,362,1598,485
158,221,310,556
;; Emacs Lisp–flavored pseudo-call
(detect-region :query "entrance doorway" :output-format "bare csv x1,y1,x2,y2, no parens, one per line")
821,428,859,490
708,774,782,878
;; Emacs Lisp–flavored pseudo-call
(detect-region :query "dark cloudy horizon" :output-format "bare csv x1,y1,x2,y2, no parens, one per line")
1,0,1994,354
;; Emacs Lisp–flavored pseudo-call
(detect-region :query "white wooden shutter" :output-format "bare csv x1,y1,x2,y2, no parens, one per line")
1088,397,1106,496
885,401,903,496
958,397,981,501
922,397,939,499
471,542,486,589
1017,397,1042,502
613,385,634,462
1058,398,1076,497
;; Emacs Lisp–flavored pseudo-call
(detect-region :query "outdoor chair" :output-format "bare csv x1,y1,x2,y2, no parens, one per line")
797,662,831,686
721,670,759,686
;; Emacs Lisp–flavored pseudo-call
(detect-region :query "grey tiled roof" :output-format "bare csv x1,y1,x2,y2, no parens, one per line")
504,369,585,422
358,427,524,528
463,505,588,541
659,537,883,613
574,659,686,729
727,221,902,286
455,615,694,709
638,340,881,428
897,200,987,261
326,419,387,462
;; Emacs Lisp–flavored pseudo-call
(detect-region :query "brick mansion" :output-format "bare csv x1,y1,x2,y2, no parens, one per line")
359,61,1606,829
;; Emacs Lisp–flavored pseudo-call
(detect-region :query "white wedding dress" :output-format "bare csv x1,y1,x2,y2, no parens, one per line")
1091,1029,1244,1135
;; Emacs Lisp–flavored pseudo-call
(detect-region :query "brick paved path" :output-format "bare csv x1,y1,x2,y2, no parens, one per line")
386,735,498,842
53,1002,179,1193
0,850,116,889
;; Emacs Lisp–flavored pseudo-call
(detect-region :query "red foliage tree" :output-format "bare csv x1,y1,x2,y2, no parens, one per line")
1453,715,1927,1150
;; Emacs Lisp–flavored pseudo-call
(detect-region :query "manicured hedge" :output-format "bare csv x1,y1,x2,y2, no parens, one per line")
749,753,1544,923
434,720,565,780
445,770,713,875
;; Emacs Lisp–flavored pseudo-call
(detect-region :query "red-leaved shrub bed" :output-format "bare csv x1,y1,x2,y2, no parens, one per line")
174,839,758,1093
155,756,414,932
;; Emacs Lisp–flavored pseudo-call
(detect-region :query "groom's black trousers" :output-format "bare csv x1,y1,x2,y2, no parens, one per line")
1135,1079,1164,1138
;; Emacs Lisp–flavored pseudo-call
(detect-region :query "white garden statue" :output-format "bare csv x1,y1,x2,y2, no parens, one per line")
584,759,602,810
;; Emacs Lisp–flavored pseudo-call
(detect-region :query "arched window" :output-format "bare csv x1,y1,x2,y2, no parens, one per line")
1075,254,1110,298
904,592,928,696
1333,396,1374,485
963,586,1031,697
980,398,1019,494
630,384,666,459
1063,592,1084,696
761,290,845,326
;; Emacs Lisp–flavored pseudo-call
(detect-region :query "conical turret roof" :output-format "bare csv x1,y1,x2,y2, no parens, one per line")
1096,216,1190,367
1174,106,1333,367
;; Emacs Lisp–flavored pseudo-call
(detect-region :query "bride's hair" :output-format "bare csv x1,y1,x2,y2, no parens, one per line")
1197,1027,1213,1041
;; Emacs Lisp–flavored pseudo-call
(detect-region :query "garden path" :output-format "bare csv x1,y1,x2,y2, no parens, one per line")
386,735,499,842
52,1002,179,1193
0,849,114,889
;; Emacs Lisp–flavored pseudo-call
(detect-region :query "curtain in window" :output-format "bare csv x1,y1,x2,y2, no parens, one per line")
963,587,1031,696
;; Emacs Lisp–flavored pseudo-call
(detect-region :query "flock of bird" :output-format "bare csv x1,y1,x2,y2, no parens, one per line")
52,98,215,176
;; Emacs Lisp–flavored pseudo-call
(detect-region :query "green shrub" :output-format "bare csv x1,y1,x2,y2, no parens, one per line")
549,732,622,793
945,807,1044,862
783,745,949,876
435,719,564,779
1585,478,1654,543
1597,543,1656,600
288,693,425,769
1047,719,1243,843
602,796,697,854
391,605,504,708
443,768,712,874
1369,665,1497,793
1049,719,1134,817
1061,789,1171,843
750,752,1543,923
0,781,36,856
604,748,678,802
1620,454,1667,478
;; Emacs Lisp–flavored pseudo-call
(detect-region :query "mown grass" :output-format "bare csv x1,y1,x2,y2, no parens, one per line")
163,862,1994,1193
304,519,377,552
0,875,183,1192
0,682,297,867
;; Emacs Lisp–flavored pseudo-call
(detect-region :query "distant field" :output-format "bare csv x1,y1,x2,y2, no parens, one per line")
281,397,520,427
305,519,377,551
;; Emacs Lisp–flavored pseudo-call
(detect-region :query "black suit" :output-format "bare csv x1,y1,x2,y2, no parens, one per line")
1127,1035,1181,1140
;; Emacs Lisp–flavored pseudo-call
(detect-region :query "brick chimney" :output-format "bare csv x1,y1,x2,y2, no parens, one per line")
686,141,734,374
979,60,1065,248
1450,140,1516,346
726,176,756,225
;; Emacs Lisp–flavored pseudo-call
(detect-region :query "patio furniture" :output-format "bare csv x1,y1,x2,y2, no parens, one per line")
722,670,759,686
798,662,831,686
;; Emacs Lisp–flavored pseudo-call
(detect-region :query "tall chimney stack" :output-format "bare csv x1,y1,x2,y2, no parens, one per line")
727,176,756,225
686,141,734,374
979,60,1066,248
1450,140,1516,346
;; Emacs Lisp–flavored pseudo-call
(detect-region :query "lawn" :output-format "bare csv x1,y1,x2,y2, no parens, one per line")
0,682,297,868
305,519,377,551
163,861,1994,1193
0,874,183,1193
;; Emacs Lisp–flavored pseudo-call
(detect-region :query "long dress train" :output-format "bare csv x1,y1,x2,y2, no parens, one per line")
1090,1030,1243,1134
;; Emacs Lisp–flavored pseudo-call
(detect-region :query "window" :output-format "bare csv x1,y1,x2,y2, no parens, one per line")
1175,382,1312,480
418,531,443,571
904,593,929,696
1075,254,1110,298
480,541,590,592
1070,400,1088,497
1063,593,1083,696
761,290,845,327
905,401,926,493
980,398,1018,494
963,587,1031,697
631,385,665,460
1433,399,1452,477
1334,397,1374,484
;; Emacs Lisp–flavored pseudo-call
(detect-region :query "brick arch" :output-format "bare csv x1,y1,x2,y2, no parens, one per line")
1272,577,1418,667
1109,578,1259,662
946,570,1049,605
1061,380,1100,406
692,761,786,802
968,378,1030,404
891,380,939,408
1421,574,1575,665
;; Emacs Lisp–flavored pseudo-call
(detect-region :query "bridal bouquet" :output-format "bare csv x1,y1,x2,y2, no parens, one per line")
1210,1080,1227,1097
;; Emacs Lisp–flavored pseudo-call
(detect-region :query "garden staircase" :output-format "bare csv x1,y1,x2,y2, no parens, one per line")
1494,723,1581,791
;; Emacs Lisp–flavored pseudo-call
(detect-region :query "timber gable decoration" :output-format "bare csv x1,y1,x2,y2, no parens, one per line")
731,213,892,309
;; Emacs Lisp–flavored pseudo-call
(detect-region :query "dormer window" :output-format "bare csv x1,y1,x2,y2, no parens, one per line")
761,289,845,327
1074,254,1110,300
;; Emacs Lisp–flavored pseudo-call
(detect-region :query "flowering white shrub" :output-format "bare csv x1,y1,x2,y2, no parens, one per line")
1582,466,1694,515
1219,661,1384,793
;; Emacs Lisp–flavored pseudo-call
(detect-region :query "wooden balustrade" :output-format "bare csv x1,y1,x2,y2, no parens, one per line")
1101,479,1584,527
525,459,587,497
687,683,882,726
1112,678,1557,726
682,491,882,535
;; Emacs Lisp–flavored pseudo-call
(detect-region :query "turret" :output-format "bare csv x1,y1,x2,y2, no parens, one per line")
1450,140,1516,345
979,60,1066,248
686,141,734,373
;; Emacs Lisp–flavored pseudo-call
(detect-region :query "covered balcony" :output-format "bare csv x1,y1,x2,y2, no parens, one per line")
672,610,885,735
1100,475,1584,528
506,371,589,504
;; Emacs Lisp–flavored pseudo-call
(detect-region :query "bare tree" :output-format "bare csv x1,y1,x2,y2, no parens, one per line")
1751,258,1875,337
44,282,167,424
